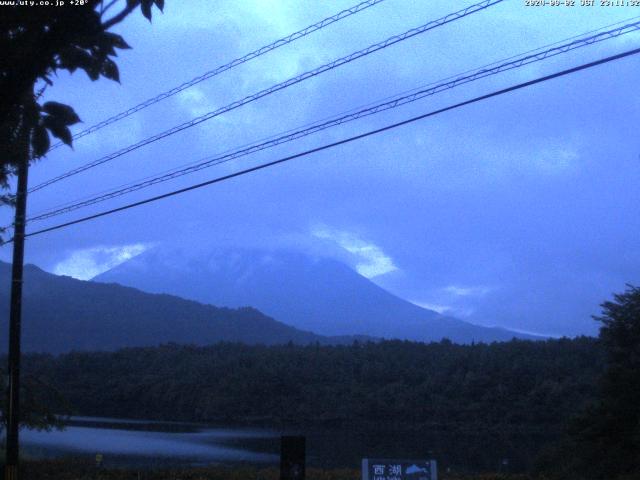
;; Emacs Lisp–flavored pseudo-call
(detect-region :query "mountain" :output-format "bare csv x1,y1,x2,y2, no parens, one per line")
94,247,538,343
0,261,355,354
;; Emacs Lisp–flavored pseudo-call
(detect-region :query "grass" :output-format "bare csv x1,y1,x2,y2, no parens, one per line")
9,459,542,480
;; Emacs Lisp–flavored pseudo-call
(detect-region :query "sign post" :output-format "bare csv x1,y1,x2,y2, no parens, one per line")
362,459,437,480
280,435,305,480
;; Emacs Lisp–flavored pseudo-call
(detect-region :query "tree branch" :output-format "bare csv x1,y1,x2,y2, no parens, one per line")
100,0,120,17
102,2,138,30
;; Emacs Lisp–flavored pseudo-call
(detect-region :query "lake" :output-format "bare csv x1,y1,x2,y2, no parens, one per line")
19,416,443,469
21,416,280,467
20,416,525,471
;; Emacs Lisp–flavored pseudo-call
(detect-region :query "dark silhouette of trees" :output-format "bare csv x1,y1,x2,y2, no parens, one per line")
0,364,70,434
565,285,640,479
0,0,164,212
0,0,165,438
15,337,603,472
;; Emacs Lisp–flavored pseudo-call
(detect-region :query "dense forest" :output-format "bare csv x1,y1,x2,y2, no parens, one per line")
9,337,603,472
5,282,640,478
19,338,601,427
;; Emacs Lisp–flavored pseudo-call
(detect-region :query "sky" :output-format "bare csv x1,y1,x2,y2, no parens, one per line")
1,0,639,337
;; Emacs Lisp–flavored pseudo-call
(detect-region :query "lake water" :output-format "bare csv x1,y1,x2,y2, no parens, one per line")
20,416,438,469
19,416,528,471
21,416,280,467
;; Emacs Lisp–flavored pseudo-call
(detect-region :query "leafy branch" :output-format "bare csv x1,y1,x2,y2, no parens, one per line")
0,0,165,207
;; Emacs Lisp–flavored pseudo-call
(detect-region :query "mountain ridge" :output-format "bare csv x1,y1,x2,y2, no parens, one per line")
94,247,541,343
0,261,364,354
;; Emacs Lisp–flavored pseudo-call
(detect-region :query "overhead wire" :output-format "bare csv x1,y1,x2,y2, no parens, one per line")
29,0,504,193
48,0,389,151
25,18,640,223
29,13,640,220
20,46,640,240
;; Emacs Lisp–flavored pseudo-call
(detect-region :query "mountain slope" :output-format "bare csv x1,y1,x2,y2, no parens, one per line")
94,247,537,343
0,261,347,354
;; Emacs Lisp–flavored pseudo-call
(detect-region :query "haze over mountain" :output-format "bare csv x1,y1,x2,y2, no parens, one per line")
94,247,539,343
0,261,352,354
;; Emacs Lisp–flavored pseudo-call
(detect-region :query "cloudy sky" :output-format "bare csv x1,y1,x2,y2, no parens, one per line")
2,0,639,337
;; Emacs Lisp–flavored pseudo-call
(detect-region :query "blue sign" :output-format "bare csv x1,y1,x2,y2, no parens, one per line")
362,459,437,480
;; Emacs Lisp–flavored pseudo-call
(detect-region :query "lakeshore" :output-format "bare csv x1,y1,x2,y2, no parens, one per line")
16,459,535,480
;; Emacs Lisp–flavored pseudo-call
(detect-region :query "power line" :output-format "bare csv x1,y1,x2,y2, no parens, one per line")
28,14,640,220
48,0,388,151
22,46,640,240
29,0,504,193
25,19,640,223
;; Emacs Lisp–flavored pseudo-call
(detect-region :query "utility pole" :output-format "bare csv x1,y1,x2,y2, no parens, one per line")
4,126,30,480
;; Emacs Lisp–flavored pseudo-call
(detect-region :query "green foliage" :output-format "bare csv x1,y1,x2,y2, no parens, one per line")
0,362,70,434
15,458,548,480
15,337,602,472
0,0,166,431
0,0,164,208
558,286,640,479
19,460,358,480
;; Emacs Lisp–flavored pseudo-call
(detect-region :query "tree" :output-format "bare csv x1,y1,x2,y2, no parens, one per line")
0,365,70,434
0,0,165,214
568,285,640,479
0,2,165,475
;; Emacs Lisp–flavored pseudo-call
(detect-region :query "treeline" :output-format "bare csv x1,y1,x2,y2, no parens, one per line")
15,337,603,471
21,338,601,428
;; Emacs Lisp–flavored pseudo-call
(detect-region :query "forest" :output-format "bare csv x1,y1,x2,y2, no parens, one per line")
6,337,601,473
3,286,639,478
16,338,600,427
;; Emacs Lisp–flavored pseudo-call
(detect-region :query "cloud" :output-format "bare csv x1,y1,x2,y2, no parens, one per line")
409,284,495,319
312,225,397,278
18,0,640,338
537,146,580,174
176,87,211,118
443,285,493,297
53,243,151,280
411,300,475,318
504,327,560,339
410,301,451,315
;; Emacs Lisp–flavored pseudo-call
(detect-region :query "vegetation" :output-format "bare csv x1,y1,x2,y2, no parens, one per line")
0,0,165,170
13,337,602,472
0,364,69,434
16,458,538,480
0,0,166,458
0,0,164,238
20,338,601,428
536,285,640,479
3,286,639,477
